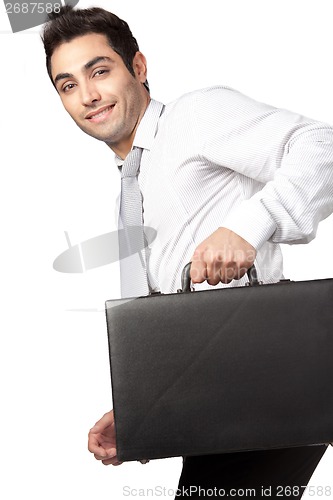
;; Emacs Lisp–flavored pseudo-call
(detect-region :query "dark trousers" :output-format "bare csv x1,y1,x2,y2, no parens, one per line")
176,445,327,499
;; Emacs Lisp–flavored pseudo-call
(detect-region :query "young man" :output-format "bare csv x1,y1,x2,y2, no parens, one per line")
42,5,333,498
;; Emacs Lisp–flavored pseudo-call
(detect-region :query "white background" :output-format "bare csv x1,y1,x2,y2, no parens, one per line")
0,0,333,498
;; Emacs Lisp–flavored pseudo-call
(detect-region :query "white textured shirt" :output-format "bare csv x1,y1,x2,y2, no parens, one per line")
117,86,333,294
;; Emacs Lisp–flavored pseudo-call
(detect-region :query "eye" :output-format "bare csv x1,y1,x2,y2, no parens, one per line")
93,69,109,77
62,83,76,93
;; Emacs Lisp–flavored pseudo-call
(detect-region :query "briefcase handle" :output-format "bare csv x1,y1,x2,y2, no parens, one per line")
179,262,260,293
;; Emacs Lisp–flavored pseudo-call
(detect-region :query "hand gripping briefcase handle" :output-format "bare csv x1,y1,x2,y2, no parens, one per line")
179,262,260,292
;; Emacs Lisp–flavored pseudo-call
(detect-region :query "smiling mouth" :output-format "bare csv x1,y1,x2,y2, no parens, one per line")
86,104,115,120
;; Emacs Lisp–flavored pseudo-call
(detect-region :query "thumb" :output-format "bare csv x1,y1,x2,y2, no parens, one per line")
90,411,114,433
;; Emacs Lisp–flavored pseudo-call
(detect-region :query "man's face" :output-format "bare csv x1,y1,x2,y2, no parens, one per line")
51,33,149,157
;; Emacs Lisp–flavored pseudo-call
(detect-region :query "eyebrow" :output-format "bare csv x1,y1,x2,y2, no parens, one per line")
54,56,113,85
84,56,113,70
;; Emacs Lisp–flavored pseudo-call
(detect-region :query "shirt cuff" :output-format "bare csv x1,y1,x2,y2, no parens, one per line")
221,199,277,250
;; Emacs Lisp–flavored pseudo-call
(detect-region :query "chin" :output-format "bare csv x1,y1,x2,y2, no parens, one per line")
78,124,110,142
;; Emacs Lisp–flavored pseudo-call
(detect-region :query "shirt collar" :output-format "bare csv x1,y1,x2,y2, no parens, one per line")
114,98,164,167
133,98,165,151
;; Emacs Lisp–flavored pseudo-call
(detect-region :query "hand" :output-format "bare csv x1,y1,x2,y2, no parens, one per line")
190,227,256,285
88,410,123,466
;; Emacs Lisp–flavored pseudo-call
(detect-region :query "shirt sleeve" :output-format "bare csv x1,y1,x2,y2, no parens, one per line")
196,87,333,249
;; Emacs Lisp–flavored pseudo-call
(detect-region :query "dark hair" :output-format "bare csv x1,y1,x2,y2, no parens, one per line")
41,5,149,91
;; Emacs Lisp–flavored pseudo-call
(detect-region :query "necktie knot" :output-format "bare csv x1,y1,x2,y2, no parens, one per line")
121,147,143,178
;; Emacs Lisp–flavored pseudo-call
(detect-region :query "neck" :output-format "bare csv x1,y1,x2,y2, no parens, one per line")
107,94,151,160
110,138,135,160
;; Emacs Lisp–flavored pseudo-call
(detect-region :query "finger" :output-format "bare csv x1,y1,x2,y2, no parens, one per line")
89,443,108,456
88,430,101,449
89,442,118,458
88,433,101,454
88,433,114,456
236,264,249,280
102,457,123,466
219,264,237,284
222,262,250,283
190,253,207,283
94,453,108,460
94,447,117,461
206,257,223,286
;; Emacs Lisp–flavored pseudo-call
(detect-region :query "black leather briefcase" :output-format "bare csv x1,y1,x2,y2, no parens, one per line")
105,264,333,462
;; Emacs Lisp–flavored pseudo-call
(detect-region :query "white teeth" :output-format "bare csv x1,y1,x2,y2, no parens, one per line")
90,105,113,119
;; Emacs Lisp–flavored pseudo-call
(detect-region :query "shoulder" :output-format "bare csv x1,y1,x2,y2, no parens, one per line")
158,86,241,132
166,85,240,111
161,86,281,126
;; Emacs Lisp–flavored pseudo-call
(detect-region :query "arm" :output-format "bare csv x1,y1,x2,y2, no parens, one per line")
190,88,333,283
220,126,333,249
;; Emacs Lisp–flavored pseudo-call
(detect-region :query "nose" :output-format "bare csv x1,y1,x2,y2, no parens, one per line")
80,81,101,106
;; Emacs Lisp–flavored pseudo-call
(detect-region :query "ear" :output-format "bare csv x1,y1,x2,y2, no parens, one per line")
133,51,148,84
